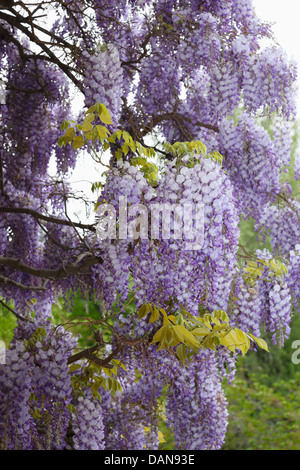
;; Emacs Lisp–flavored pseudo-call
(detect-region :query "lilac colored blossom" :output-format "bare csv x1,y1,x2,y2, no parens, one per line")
82,44,124,125
72,390,105,450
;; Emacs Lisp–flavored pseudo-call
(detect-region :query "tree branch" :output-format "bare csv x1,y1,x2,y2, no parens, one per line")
0,273,46,291
0,206,96,231
0,252,103,279
0,10,83,90
0,297,33,322
67,336,146,368
141,111,219,137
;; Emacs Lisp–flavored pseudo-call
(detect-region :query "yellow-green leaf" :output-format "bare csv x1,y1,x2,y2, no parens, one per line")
137,303,152,320
233,328,251,355
96,125,110,140
68,364,81,373
160,308,169,326
191,327,211,336
176,343,187,364
167,315,177,324
218,329,239,352
151,325,167,344
172,325,199,349
98,103,113,125
81,122,93,132
64,127,76,144
83,113,95,125
85,104,96,114
148,304,160,324
73,135,85,150
158,431,166,443
248,333,269,352
58,135,65,147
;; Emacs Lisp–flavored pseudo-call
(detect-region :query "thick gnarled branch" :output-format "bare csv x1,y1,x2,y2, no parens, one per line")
0,206,96,232
0,252,103,280
67,336,146,369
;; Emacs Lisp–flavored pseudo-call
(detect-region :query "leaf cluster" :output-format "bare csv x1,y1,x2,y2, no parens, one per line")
58,102,160,189
137,303,268,363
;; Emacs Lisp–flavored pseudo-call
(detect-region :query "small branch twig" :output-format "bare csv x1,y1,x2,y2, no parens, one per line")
0,297,33,322
0,273,46,291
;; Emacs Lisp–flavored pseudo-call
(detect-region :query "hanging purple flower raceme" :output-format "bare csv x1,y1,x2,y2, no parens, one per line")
286,247,300,313
219,113,281,219
135,39,182,117
265,282,292,346
2,51,74,192
30,325,77,450
243,46,297,119
165,349,229,450
103,344,166,451
131,155,239,314
255,201,300,256
208,59,241,120
82,44,124,126
92,160,153,310
0,341,36,450
72,389,105,450
229,275,263,338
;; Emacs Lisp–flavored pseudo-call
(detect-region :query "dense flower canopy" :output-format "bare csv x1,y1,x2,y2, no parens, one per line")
0,0,299,450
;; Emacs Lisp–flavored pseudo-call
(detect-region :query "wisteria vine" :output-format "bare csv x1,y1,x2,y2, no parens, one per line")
0,0,299,451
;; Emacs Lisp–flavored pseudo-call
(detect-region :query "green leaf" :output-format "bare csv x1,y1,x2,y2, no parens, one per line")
172,325,200,349
151,324,168,346
85,104,96,114
217,327,251,355
148,304,160,324
111,359,127,371
121,144,130,156
72,135,85,150
176,343,187,364
248,333,269,352
137,303,152,320
103,377,121,394
167,314,177,324
233,328,251,355
84,129,96,140
96,125,110,140
60,119,70,130
191,327,211,336
98,103,113,125
63,126,76,144
83,113,95,125
81,122,93,132
122,131,132,144
58,136,65,148
115,150,123,160
68,364,82,373
91,181,103,193
218,329,239,352
160,308,169,325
